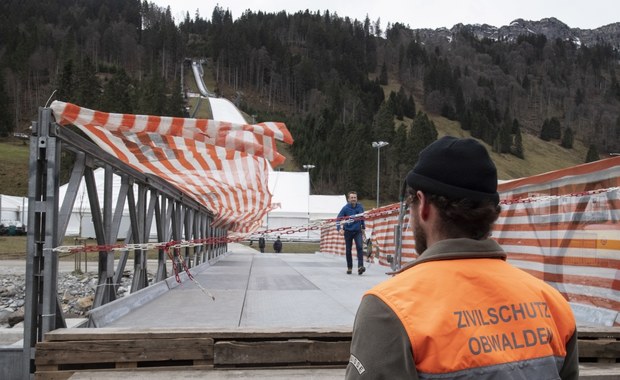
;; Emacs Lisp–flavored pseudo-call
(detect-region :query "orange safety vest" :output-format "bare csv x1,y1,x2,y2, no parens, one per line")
367,258,576,375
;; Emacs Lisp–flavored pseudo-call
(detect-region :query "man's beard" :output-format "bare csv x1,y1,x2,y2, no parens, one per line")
413,217,427,254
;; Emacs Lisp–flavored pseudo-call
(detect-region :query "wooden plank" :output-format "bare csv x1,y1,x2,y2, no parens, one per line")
43,327,352,342
34,371,73,380
35,365,214,380
578,339,620,361
578,327,620,339
42,326,619,342
46,367,344,379
33,327,620,378
579,363,620,380
35,338,214,365
35,365,59,372
214,340,350,366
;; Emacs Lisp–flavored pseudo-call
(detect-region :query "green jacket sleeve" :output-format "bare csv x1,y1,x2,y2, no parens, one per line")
345,294,419,379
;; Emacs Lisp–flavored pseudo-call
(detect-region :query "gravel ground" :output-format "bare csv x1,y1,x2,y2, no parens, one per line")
0,260,152,345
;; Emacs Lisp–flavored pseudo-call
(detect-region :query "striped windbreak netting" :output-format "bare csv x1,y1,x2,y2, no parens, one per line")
50,100,293,233
321,156,620,325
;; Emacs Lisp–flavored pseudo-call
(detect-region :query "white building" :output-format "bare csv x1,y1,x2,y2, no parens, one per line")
264,171,345,241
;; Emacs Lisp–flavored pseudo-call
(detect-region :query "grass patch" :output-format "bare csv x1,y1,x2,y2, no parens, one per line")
0,236,28,259
238,241,320,254
0,139,30,196
430,114,589,180
0,236,92,260
0,236,167,260
0,236,322,260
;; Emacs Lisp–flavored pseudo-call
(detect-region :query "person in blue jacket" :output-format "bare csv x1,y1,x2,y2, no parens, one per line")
337,191,366,275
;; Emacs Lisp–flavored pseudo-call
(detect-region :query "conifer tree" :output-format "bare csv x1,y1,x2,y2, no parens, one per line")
101,70,133,113
407,111,438,165
540,118,562,141
372,101,395,142
498,110,512,153
561,127,574,149
540,119,550,141
548,117,562,140
57,60,75,103
75,57,101,108
585,144,599,162
379,62,388,85
388,92,403,120
394,123,408,169
513,119,524,159
0,70,13,137
135,71,167,115
454,86,465,120
405,94,416,119
166,79,186,117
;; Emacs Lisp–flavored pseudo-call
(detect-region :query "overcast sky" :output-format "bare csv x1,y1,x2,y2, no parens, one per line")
151,0,618,30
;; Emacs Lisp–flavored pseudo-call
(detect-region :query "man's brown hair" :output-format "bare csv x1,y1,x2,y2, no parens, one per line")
407,187,501,240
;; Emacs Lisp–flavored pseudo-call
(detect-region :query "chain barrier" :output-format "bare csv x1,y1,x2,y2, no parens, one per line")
499,186,619,205
52,187,618,255
49,186,618,295
164,244,216,300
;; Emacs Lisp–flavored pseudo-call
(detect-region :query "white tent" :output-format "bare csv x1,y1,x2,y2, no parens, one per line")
309,195,346,221
58,168,138,238
49,168,345,241
0,194,27,228
308,194,346,240
261,171,345,241
0,170,148,239
264,171,308,240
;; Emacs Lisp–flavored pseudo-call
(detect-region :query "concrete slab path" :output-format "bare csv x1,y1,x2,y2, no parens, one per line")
103,243,391,329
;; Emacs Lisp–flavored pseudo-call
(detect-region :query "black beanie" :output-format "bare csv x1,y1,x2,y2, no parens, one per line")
405,136,499,204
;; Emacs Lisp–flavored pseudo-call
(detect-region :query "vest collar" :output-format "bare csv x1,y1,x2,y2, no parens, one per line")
388,238,506,275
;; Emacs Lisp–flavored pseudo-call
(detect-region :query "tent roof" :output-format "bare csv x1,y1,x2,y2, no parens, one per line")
58,168,128,212
0,195,26,210
268,171,309,216
309,195,345,218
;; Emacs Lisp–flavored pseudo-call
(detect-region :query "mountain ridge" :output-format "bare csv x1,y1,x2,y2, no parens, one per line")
401,17,620,48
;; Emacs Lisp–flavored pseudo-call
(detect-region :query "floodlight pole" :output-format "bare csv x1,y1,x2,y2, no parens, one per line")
371,141,389,208
302,164,316,190
302,164,315,239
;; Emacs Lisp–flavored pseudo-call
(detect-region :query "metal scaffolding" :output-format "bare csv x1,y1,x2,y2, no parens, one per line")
21,106,228,378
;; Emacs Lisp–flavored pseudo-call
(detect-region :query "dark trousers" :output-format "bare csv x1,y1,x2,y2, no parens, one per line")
344,230,364,269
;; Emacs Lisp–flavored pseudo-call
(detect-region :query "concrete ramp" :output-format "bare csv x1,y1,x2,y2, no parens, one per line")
100,244,389,329
34,247,390,378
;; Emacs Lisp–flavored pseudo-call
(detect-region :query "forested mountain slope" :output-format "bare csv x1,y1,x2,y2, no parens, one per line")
0,1,617,202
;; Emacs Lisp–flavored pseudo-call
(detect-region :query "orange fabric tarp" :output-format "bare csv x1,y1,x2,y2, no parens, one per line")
321,157,620,325
50,100,293,233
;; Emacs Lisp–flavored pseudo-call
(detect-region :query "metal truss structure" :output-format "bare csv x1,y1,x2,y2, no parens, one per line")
21,107,228,378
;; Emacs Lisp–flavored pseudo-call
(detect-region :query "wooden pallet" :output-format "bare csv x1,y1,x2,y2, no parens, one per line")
34,326,620,379
577,327,620,363
34,327,351,380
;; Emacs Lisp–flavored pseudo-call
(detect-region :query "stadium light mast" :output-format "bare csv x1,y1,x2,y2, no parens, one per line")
302,164,316,192
302,164,316,239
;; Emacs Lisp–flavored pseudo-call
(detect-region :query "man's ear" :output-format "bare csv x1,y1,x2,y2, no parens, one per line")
417,191,431,221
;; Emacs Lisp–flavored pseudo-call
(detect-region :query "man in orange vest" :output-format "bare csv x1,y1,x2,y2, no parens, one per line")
346,136,578,379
